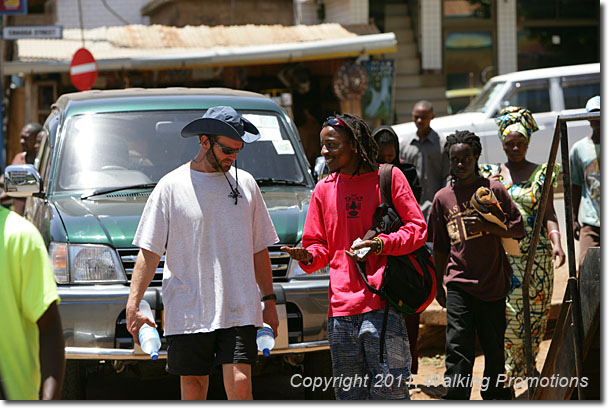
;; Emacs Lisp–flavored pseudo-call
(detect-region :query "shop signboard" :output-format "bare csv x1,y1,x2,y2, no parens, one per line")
0,0,27,14
363,60,394,120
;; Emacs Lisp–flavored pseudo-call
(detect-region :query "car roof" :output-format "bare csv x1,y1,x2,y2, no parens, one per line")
489,62,600,83
54,87,280,116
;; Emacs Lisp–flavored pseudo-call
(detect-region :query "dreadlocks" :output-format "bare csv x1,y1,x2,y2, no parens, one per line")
323,113,378,176
444,130,482,184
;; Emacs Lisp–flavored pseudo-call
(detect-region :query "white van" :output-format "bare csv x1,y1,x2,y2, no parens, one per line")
393,63,600,165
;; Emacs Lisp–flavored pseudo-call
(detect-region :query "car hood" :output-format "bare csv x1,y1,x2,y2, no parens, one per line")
260,187,311,244
392,112,487,138
52,187,311,248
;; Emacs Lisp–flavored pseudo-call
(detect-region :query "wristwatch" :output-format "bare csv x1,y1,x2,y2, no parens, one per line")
261,293,277,302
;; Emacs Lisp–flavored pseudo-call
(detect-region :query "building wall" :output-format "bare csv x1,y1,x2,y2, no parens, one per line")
420,0,441,70
145,0,295,27
54,0,150,29
50,0,369,30
298,1,319,25
324,0,368,25
497,0,517,74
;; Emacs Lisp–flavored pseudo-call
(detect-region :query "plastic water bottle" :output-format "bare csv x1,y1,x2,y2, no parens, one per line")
138,299,161,360
256,323,275,357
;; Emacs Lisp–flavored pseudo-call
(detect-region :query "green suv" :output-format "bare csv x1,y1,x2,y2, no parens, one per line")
4,88,331,398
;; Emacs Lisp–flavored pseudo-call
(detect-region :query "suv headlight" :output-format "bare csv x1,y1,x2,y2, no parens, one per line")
286,241,329,279
49,242,127,284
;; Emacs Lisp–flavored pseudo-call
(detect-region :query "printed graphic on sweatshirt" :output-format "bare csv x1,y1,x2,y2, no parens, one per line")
445,201,483,245
345,194,363,218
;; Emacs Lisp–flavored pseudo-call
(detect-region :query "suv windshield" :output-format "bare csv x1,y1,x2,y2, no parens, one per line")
55,110,308,193
461,81,506,113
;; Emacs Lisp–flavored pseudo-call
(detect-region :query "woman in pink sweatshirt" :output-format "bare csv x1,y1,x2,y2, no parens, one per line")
282,114,427,399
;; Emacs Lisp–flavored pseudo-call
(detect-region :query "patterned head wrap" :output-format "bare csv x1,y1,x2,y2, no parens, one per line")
495,106,539,144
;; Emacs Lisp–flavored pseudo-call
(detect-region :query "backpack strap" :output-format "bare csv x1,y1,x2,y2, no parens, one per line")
378,303,390,363
377,163,396,364
356,261,383,297
356,163,396,296
379,163,394,209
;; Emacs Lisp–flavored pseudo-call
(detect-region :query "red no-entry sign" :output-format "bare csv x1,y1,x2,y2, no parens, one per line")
70,48,97,91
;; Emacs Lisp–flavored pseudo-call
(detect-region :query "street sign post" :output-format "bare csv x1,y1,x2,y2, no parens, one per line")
70,48,97,91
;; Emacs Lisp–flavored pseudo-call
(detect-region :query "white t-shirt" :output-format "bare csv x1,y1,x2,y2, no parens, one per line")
133,163,279,336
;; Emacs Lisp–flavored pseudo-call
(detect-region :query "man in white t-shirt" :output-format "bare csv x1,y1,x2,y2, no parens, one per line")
126,106,279,400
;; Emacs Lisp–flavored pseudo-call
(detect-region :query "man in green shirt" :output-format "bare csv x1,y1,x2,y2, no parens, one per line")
0,207,65,400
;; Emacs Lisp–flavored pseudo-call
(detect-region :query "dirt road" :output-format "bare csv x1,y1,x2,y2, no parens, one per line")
409,337,552,400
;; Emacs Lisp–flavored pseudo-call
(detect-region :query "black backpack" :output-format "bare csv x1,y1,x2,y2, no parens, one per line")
356,163,436,361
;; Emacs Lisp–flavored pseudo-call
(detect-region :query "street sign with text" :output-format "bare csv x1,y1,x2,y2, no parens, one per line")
2,25,63,40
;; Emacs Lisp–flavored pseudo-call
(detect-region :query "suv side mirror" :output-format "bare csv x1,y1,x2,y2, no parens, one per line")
4,164,43,198
312,156,328,182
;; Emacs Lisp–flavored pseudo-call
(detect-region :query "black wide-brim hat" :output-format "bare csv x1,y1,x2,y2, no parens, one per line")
181,106,260,143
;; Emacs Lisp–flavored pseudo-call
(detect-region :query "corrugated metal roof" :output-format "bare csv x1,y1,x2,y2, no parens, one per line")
7,23,392,71
110,24,360,48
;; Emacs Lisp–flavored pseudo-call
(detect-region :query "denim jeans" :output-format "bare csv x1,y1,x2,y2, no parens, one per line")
328,306,411,400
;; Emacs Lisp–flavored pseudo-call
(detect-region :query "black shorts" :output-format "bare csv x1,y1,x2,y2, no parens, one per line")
165,326,257,376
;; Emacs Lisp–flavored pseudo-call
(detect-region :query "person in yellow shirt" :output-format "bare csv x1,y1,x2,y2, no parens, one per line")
0,207,65,400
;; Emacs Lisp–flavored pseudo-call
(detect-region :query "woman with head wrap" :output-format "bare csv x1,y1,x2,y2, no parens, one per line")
480,106,565,384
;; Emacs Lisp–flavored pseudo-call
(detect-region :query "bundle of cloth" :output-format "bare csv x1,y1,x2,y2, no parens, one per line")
471,186,521,255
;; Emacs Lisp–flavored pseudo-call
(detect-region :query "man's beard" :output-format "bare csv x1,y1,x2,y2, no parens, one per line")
206,148,232,172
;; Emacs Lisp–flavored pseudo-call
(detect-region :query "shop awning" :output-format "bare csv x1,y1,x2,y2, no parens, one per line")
3,23,396,75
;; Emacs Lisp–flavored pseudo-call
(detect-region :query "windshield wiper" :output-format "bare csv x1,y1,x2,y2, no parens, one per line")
81,183,157,200
255,178,307,187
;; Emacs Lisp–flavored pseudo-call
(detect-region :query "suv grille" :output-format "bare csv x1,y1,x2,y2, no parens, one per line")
118,245,291,286
115,309,166,349
115,246,301,347
269,245,290,281
286,302,303,344
118,248,164,286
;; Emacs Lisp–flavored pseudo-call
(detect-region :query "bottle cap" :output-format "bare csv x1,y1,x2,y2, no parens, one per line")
150,351,159,360
263,348,270,357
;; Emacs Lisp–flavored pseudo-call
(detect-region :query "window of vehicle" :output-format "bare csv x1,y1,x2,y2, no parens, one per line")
54,110,308,193
37,131,51,183
40,113,60,186
501,79,550,114
561,74,600,110
461,80,505,113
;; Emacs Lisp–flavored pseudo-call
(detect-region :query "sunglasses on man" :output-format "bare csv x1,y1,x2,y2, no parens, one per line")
212,140,243,155
326,117,346,128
